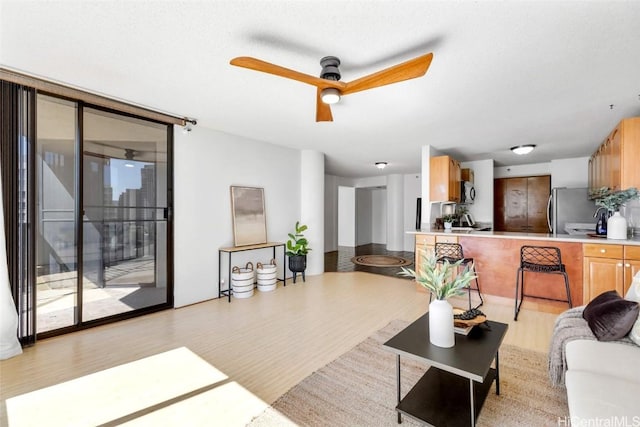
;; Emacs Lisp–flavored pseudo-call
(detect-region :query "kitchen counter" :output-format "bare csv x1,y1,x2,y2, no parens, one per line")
407,228,640,246
408,228,640,306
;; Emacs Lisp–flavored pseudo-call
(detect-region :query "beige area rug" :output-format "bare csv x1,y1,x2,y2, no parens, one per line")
248,320,568,427
350,255,412,267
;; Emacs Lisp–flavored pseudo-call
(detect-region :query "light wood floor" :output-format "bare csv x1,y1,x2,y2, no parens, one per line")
0,272,563,426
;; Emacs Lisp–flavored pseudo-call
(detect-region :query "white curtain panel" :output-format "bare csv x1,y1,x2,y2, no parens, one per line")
0,162,22,359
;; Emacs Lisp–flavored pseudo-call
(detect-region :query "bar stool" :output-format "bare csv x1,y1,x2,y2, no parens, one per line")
514,245,572,321
434,242,484,310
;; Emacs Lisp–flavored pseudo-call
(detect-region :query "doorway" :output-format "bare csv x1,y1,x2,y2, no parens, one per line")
35,94,173,335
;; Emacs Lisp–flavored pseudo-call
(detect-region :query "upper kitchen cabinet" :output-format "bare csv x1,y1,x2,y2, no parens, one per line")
430,155,461,202
588,117,640,195
461,168,474,183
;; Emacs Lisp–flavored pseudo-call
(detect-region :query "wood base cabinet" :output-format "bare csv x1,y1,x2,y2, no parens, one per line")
583,243,640,302
414,234,458,293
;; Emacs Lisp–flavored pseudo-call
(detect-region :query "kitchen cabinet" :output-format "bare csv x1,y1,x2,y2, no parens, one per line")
430,155,461,202
493,175,550,233
461,168,474,183
588,117,640,195
583,243,640,303
414,234,458,293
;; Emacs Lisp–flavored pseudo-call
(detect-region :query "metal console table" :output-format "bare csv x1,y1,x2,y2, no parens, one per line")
218,242,286,302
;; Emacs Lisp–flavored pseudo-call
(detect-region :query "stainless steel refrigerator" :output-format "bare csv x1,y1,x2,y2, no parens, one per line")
547,187,598,235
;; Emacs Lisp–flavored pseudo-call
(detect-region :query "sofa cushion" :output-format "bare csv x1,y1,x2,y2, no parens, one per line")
630,317,640,346
625,271,640,302
565,370,640,420
565,340,640,380
583,290,639,341
626,272,640,345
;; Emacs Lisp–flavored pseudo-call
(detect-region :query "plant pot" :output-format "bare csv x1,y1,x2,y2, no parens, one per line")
429,299,455,348
444,222,452,230
288,255,307,283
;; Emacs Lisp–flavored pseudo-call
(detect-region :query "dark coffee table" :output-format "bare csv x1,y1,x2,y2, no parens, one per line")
383,313,508,426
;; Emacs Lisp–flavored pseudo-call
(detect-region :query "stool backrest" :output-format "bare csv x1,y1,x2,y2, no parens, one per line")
435,242,464,261
520,245,562,267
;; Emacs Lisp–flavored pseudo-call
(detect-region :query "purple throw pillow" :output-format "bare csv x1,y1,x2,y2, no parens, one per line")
583,290,640,341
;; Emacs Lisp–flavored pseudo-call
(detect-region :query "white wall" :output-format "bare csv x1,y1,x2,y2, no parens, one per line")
352,176,386,188
386,174,404,251
550,157,589,188
338,186,355,247
460,159,494,223
403,173,421,251
174,127,301,307
324,175,340,252
301,150,325,276
355,188,372,245
371,188,387,244
493,162,551,179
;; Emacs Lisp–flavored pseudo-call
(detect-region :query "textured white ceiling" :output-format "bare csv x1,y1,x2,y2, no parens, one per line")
2,0,639,177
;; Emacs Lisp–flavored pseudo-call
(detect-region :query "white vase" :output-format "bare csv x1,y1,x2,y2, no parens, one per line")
607,211,628,240
428,299,455,348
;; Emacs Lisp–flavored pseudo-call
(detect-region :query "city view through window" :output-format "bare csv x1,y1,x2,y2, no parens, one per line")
35,95,171,334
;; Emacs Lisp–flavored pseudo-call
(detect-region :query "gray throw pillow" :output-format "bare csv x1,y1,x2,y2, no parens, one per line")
583,290,640,341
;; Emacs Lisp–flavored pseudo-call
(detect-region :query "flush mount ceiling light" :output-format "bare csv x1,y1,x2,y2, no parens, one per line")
375,162,388,170
510,144,536,155
321,87,341,104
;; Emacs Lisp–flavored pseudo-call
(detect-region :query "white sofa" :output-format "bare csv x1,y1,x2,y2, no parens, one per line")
565,272,640,426
565,331,640,422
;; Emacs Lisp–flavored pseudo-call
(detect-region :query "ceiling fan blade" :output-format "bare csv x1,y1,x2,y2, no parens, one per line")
342,53,433,95
231,57,345,89
316,88,333,122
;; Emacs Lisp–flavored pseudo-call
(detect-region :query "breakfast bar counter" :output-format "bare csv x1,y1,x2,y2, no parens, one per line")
408,229,640,306
407,228,640,246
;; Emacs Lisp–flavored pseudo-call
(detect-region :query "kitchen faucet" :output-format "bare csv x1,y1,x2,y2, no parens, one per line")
593,206,608,218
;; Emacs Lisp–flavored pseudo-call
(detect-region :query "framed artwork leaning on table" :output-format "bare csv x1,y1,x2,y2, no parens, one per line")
230,186,267,246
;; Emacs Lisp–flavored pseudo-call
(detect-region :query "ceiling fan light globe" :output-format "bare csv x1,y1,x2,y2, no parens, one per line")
321,88,341,104
510,144,536,155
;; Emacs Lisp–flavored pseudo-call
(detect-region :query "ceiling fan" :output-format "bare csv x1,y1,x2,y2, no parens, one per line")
230,53,433,122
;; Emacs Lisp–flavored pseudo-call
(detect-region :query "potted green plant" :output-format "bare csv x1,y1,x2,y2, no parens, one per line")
286,221,311,283
399,248,477,348
442,214,456,229
591,187,639,239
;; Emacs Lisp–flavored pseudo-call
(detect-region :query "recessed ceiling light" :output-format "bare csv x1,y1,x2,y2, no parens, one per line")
375,162,387,169
510,145,536,155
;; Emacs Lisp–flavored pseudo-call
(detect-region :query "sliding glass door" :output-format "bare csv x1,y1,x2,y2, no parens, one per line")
82,107,170,322
35,94,172,335
35,95,78,332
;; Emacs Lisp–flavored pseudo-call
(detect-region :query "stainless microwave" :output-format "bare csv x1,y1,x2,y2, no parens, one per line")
460,181,475,204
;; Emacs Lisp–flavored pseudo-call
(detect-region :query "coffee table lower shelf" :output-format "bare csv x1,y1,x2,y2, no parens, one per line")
397,366,496,426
